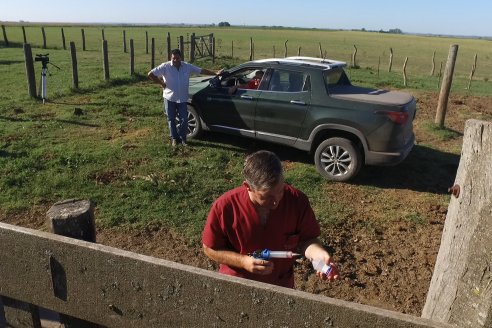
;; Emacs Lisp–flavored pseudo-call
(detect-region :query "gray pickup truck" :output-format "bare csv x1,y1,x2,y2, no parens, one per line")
185,56,416,181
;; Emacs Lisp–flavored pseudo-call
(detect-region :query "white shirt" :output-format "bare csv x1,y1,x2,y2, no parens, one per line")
150,61,202,103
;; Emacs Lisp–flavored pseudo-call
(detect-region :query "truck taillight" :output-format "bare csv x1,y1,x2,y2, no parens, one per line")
375,110,409,124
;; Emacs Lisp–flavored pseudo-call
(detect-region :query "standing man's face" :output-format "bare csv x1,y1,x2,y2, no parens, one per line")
171,54,182,68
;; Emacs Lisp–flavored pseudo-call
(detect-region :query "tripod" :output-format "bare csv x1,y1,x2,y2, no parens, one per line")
35,54,60,104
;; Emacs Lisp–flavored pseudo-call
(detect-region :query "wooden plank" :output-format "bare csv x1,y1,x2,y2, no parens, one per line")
0,222,452,328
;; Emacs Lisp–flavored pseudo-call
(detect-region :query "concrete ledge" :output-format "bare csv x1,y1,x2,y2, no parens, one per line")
0,222,453,328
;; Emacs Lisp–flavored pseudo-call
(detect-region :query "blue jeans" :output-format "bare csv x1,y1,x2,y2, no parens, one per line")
164,99,188,142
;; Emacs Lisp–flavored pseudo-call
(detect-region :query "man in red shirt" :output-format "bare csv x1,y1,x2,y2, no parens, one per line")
202,150,339,288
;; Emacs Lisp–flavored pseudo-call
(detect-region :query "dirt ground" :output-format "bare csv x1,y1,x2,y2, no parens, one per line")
2,91,491,317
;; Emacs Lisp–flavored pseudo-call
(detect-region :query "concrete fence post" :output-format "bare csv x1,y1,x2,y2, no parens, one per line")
422,119,492,328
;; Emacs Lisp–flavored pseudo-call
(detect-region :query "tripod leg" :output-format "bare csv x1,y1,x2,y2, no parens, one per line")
41,68,47,104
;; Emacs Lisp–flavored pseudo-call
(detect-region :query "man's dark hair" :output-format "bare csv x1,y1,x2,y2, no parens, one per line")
171,48,182,57
243,150,283,190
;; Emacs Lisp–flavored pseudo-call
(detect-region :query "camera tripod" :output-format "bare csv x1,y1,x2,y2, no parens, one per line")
35,54,60,104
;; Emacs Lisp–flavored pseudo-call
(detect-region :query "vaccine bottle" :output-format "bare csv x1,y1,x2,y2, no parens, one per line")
312,259,333,276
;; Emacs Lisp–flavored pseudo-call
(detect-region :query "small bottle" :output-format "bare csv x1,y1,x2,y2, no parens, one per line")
312,259,333,276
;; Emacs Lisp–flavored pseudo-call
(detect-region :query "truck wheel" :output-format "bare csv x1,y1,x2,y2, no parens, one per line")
314,137,362,181
182,106,202,139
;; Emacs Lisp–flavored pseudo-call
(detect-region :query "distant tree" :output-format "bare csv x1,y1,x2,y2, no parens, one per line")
218,22,231,27
388,28,403,34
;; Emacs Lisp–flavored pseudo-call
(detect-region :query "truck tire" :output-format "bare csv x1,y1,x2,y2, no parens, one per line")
314,137,362,181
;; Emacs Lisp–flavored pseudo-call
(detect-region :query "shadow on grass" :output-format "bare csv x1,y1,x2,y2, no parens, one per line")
195,133,459,195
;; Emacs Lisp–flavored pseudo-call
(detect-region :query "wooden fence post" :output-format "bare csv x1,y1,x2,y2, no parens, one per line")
47,199,98,327
352,44,358,68
81,28,86,51
422,119,492,328
23,43,37,98
430,50,436,76
151,37,155,69
179,36,184,61
101,28,105,41
403,57,408,87
22,26,27,44
319,43,323,58
102,40,110,81
272,45,275,58
130,39,134,75
1,25,8,47
466,53,477,90
434,44,459,128
388,47,393,72
212,36,215,63
61,28,66,50
70,42,78,89
41,27,46,49
247,37,253,60
145,31,148,54
190,33,195,62
166,32,171,60
377,56,381,77
298,46,301,56
123,30,127,53
284,40,288,57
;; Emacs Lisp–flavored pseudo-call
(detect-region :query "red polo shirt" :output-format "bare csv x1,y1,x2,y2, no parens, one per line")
202,184,320,288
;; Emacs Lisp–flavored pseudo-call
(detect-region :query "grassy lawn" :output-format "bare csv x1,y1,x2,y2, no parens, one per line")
1,24,491,242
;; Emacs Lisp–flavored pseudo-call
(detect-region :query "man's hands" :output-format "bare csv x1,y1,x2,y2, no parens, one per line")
241,256,274,275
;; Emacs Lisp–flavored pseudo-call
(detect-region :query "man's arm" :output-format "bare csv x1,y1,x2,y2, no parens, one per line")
147,71,166,89
200,68,223,76
203,244,273,275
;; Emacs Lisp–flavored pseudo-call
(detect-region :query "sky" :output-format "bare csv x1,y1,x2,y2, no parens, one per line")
1,0,490,37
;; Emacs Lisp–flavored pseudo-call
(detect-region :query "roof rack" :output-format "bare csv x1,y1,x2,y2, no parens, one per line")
254,57,346,69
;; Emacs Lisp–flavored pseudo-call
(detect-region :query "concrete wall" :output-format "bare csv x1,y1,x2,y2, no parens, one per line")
0,222,453,328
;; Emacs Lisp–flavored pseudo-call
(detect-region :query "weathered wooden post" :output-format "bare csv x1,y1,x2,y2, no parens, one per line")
249,37,253,61
284,40,288,57
430,50,436,76
179,36,184,60
130,39,134,75
466,53,477,90
47,199,98,327
41,27,47,49
81,28,86,51
102,40,109,81
190,33,195,62
70,42,78,89
166,32,171,60
319,43,323,58
123,30,127,53
422,119,492,328
388,47,393,72
298,46,301,56
272,45,275,58
22,26,27,44
23,43,37,98
151,37,155,69
212,36,215,64
61,28,66,50
352,44,358,68
434,44,459,128
145,31,148,54
1,25,9,47
231,40,234,58
101,28,105,41
403,57,408,87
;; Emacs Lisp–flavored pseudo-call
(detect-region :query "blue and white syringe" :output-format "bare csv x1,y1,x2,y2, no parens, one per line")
249,249,301,260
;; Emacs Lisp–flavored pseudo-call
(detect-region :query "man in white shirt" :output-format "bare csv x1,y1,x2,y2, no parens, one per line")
148,49,221,146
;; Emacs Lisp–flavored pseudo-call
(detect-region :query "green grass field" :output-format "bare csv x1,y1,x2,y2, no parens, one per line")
1,24,491,242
